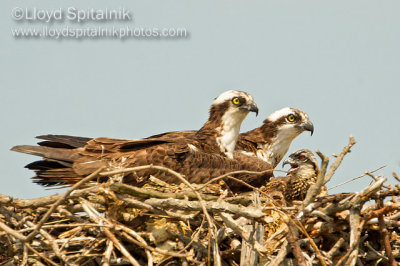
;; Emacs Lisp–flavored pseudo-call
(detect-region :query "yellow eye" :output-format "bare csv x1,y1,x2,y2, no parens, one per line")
232,97,240,105
287,114,295,122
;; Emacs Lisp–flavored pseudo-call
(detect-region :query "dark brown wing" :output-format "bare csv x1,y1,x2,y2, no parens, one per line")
235,135,259,155
148,130,223,155
147,129,265,157
147,130,195,140
12,136,273,192
77,142,273,192
36,135,92,148
84,137,174,153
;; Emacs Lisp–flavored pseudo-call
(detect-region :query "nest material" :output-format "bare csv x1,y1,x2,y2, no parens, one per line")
1,137,400,266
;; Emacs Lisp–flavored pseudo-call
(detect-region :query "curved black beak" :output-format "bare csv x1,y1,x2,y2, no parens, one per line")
302,120,314,136
249,103,259,116
242,102,259,116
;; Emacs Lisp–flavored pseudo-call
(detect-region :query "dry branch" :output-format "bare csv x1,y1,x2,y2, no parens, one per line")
1,138,400,265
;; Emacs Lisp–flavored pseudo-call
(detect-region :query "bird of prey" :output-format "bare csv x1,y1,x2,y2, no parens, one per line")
12,90,273,192
236,107,314,167
150,107,314,168
261,149,319,202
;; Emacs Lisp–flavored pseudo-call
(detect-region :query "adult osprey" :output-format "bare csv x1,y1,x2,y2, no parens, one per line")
12,90,273,192
261,149,319,202
149,107,314,168
236,107,314,167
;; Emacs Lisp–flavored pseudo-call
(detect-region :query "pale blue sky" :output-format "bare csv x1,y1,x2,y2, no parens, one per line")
1,1,399,198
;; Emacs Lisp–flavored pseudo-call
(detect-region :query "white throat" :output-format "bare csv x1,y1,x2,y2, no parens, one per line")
262,126,301,167
216,109,248,159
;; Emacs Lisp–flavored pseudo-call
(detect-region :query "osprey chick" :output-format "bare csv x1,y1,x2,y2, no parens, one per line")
261,149,319,202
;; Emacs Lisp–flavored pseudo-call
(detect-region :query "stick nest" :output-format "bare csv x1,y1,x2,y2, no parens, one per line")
1,137,400,266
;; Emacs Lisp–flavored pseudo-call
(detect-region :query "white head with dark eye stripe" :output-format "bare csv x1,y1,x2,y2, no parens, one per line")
207,90,259,158
255,107,314,167
266,107,314,135
212,90,259,115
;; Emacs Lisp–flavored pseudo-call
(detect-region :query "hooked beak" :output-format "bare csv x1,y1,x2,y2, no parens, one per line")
241,102,259,116
302,120,314,136
282,156,296,168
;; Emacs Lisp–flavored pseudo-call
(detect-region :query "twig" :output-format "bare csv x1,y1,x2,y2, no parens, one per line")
392,172,400,183
115,193,198,221
326,237,346,260
24,243,59,266
319,177,387,216
286,220,307,266
365,242,388,261
324,136,356,184
104,229,141,266
144,198,265,219
3,185,102,209
347,207,362,266
287,216,327,266
196,169,276,191
377,199,396,266
269,240,289,265
115,223,154,265
119,231,190,259
0,221,27,242
25,167,105,242
219,212,266,254
328,165,386,191
120,165,219,264
21,245,28,266
102,165,216,244
336,216,365,266
25,220,67,264
302,149,330,208
101,240,113,266
81,199,141,266
110,182,219,201
364,204,400,221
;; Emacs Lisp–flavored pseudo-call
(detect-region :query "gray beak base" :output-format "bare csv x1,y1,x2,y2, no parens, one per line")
241,103,259,116
247,103,259,116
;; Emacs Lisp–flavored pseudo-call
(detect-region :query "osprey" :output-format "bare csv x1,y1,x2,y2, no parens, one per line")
188,90,259,158
261,149,319,202
12,90,273,192
236,107,314,167
150,107,314,168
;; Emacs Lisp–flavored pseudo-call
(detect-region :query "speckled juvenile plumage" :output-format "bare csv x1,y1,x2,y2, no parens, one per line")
261,149,319,202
